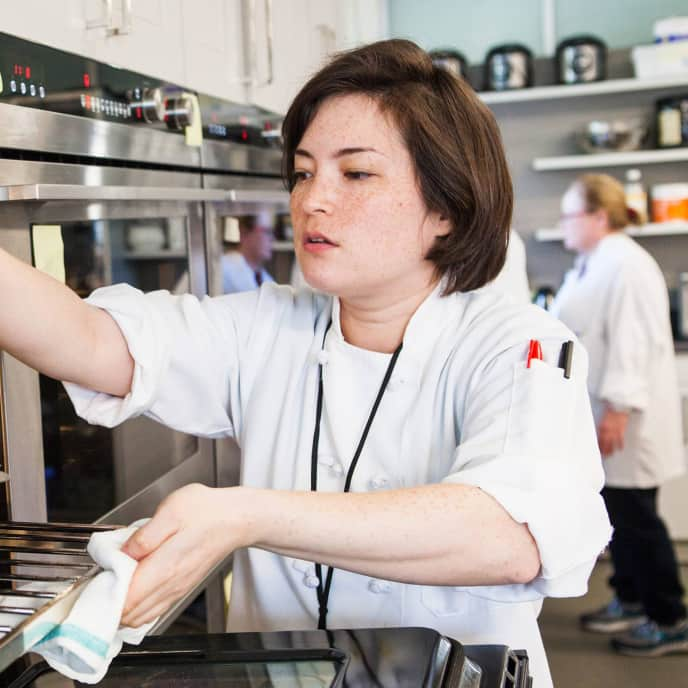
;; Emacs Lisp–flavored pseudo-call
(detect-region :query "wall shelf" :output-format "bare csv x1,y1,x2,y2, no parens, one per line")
532,148,688,171
479,74,688,106
535,221,688,242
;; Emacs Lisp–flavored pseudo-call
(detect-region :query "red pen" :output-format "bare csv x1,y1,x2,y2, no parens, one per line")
526,339,543,368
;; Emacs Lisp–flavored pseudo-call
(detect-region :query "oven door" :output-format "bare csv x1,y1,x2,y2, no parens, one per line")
202,178,291,492
0,168,230,532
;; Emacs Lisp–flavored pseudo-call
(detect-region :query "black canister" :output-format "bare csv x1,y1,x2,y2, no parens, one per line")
483,43,533,91
429,49,469,83
555,35,607,84
656,95,688,148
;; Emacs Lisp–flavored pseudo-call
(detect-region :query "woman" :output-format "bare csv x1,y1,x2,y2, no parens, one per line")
551,174,688,657
0,41,610,686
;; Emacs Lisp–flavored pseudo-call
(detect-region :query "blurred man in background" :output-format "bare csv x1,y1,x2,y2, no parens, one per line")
222,212,275,293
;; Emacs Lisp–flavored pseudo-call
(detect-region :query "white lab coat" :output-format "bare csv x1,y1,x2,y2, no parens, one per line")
485,230,531,304
221,251,274,293
551,232,685,488
65,281,611,688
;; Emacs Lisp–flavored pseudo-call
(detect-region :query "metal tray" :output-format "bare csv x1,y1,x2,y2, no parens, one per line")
0,521,116,671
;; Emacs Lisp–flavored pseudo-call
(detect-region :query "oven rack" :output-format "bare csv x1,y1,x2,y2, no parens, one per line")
0,521,117,671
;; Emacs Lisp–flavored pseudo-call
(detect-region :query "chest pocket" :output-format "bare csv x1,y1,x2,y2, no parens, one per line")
504,359,577,459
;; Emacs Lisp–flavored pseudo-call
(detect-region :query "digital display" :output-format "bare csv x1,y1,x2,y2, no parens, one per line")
208,122,227,137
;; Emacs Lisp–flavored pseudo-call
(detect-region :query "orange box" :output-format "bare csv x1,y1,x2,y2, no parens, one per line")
651,184,688,222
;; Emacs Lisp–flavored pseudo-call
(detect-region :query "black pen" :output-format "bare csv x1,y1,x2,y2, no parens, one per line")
558,340,574,379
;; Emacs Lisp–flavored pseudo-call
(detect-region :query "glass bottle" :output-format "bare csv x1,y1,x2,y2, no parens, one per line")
624,168,648,225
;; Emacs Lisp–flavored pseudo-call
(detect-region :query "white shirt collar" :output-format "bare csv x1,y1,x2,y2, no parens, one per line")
328,279,461,370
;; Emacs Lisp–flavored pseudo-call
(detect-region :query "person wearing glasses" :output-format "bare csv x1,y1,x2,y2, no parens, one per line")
0,41,612,687
551,173,687,657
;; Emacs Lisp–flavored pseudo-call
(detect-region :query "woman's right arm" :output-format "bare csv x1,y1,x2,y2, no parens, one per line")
0,248,134,397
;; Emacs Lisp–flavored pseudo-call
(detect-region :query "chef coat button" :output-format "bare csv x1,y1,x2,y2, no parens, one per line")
368,579,392,594
316,350,329,365
369,476,389,490
332,462,344,476
318,455,335,467
304,574,321,588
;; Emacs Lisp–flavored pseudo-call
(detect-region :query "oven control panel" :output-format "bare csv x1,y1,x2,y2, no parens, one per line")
0,32,282,147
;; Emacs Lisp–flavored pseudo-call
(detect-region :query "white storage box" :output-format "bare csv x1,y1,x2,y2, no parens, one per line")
632,41,688,79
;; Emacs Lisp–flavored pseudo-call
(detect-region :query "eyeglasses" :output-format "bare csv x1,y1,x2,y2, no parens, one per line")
557,211,590,226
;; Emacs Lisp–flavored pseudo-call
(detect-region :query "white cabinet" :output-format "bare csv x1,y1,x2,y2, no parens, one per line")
244,0,338,114
84,0,186,87
245,0,389,114
180,0,246,103
1,0,388,112
659,353,688,540
0,0,89,56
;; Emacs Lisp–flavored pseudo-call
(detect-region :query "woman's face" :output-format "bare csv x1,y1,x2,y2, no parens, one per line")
289,93,448,303
559,186,604,254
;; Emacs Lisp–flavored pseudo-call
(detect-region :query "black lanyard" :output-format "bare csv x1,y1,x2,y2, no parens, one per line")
309,322,403,630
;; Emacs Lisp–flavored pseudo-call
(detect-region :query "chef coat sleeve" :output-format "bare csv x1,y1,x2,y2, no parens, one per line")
62,283,245,438
443,337,612,601
596,263,659,412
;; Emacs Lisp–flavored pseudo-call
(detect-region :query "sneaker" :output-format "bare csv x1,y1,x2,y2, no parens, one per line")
579,597,648,634
611,619,688,657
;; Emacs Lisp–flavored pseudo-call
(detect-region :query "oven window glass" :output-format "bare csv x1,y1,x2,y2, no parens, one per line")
27,660,340,687
31,219,198,523
218,210,296,295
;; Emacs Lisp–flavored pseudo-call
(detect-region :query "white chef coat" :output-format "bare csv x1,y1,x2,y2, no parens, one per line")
64,280,612,688
551,231,685,488
221,251,274,293
485,230,531,304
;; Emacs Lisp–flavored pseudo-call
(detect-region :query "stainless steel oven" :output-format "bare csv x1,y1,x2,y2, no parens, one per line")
0,31,284,638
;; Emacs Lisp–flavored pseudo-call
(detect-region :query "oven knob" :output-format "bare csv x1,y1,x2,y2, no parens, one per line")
164,95,195,130
137,87,166,123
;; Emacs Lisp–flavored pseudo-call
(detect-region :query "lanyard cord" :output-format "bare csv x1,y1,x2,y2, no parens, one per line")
309,322,403,630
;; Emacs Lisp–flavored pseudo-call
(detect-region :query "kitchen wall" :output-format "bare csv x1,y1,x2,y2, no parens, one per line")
391,0,688,540
389,0,688,59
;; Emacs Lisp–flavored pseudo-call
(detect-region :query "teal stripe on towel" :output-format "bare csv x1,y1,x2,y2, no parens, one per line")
32,622,109,658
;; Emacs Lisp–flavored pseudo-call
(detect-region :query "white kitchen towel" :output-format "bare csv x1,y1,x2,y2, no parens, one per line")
30,519,157,683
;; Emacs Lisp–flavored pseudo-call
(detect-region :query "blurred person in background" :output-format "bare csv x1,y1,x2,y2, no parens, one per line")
222,212,275,293
551,173,688,657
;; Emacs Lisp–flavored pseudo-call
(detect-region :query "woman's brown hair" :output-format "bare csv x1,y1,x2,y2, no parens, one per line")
573,174,638,230
281,39,513,294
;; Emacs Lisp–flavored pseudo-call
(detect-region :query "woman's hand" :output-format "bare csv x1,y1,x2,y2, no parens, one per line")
120,483,255,628
597,408,629,457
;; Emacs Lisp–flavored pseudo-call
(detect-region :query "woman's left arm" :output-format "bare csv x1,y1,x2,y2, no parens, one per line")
121,481,539,628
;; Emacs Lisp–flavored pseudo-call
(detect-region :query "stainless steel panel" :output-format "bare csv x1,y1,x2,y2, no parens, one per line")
228,189,289,203
201,138,282,175
0,184,229,203
202,173,284,192
0,225,46,523
0,102,200,168
95,439,214,527
0,160,202,189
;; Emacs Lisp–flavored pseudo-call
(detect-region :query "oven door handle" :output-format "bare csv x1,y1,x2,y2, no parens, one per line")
227,189,289,203
0,184,253,203
0,184,290,205
0,184,229,202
